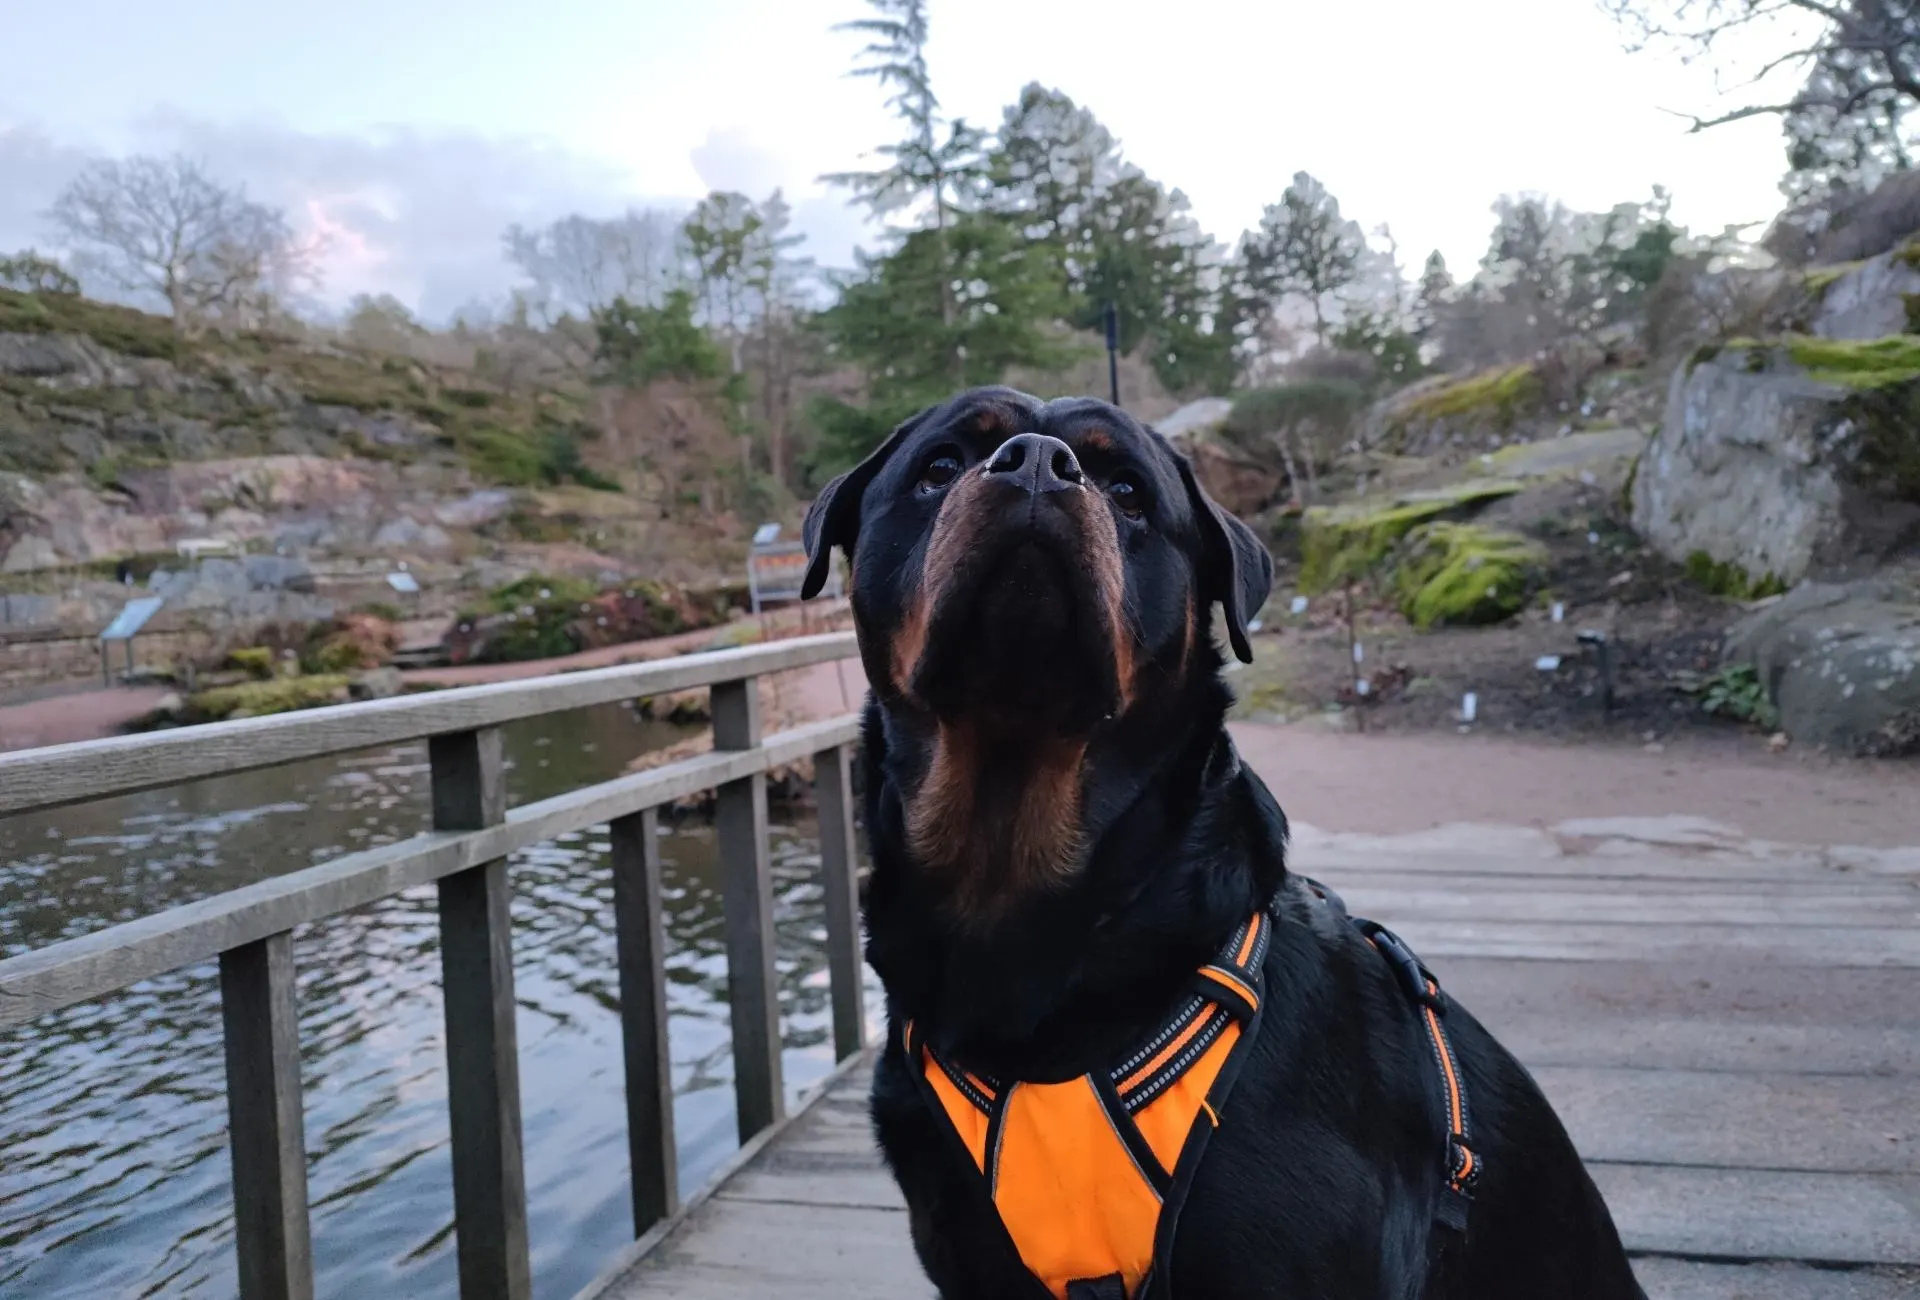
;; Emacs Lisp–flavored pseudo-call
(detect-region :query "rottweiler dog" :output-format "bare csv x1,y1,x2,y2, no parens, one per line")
799,386,1644,1300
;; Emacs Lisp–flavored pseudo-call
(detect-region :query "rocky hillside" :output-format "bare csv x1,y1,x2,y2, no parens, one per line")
1163,252,1919,758
0,288,768,595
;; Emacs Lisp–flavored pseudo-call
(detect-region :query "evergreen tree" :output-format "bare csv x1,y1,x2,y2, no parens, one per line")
824,0,986,373
982,84,1238,396
812,216,1067,469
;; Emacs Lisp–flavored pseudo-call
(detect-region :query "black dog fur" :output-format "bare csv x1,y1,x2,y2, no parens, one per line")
801,386,1646,1300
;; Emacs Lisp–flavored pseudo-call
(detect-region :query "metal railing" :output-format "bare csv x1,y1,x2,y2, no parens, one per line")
0,632,868,1300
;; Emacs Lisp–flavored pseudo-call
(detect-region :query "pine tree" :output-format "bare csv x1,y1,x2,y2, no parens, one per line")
823,0,986,378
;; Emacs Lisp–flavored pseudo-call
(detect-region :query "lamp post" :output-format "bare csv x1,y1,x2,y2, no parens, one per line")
1103,302,1120,408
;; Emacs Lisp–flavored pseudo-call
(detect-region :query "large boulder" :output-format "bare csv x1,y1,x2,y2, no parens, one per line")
1158,395,1285,518
1724,576,1920,756
1154,397,1233,442
1632,338,1920,586
1809,247,1920,340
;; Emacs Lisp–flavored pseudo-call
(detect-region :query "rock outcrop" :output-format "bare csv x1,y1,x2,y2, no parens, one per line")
1157,396,1287,518
1810,247,1920,340
1632,338,1920,586
1724,576,1920,755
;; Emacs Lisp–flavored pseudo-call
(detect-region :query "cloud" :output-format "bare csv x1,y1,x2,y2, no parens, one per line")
1,113,876,324
0,125,95,259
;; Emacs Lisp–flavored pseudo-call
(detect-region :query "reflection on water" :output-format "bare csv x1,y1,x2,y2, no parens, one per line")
0,700,878,1299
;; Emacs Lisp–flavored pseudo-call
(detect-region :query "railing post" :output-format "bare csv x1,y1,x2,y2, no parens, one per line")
711,677,783,1141
430,727,531,1300
610,807,677,1235
813,742,866,1061
220,930,314,1300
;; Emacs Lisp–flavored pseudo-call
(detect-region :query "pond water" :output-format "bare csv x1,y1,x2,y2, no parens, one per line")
0,700,878,1299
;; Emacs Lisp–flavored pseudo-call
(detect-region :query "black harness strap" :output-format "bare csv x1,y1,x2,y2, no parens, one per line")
1300,876,1480,1237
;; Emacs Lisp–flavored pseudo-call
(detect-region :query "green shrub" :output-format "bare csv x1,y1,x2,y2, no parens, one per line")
1694,664,1779,729
228,646,276,680
478,574,600,614
186,674,351,722
1223,380,1369,446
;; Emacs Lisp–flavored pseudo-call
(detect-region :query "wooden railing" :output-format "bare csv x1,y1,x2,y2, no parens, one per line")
0,633,869,1300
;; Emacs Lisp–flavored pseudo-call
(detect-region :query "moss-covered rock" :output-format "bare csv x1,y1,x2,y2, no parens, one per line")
1393,523,1548,629
184,674,351,722
1782,335,1920,388
1807,245,1920,339
1635,336,1920,583
1365,362,1544,456
1297,480,1522,593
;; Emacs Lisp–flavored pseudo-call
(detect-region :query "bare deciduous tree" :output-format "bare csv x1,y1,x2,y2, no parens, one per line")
46,154,319,333
1605,0,1920,134
502,209,689,323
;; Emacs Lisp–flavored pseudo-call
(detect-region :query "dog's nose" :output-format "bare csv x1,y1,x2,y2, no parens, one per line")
983,433,1084,494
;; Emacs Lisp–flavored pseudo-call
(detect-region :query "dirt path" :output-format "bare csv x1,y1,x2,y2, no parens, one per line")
8,611,1913,857
0,685,173,752
1231,723,1920,850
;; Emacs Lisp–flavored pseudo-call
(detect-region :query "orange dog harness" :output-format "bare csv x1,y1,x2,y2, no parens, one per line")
908,883,1478,1300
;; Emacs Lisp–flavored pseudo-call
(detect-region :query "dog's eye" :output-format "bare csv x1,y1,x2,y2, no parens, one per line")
918,454,962,492
1108,474,1146,517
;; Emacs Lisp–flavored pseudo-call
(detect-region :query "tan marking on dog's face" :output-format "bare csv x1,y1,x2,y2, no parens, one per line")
906,721,1087,922
890,468,997,697
890,595,929,697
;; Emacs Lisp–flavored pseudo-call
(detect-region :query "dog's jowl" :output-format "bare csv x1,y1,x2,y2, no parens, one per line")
801,386,1646,1300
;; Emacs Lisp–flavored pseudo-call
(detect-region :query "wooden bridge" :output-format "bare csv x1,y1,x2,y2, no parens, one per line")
2,632,1917,1299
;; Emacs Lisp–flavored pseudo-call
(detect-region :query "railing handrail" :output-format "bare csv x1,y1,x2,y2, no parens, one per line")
0,714,856,1030
0,633,871,1300
0,630,858,818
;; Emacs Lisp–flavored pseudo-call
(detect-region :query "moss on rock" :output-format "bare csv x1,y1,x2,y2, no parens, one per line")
1393,523,1547,629
1297,480,1522,593
1396,362,1539,426
1782,334,1920,389
1685,551,1789,600
1803,261,1867,298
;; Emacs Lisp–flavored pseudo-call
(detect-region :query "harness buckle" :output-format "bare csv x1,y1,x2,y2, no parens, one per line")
1354,920,1445,1009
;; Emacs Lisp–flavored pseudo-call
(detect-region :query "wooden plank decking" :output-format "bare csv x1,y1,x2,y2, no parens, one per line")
583,819,1920,1300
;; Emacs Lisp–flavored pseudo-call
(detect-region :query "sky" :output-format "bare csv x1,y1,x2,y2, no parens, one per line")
0,0,1804,323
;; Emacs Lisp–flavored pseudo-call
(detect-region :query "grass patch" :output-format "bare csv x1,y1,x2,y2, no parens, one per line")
0,287,184,361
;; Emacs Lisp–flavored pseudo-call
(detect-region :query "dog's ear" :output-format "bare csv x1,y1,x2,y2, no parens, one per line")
1172,449,1273,664
800,405,935,599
